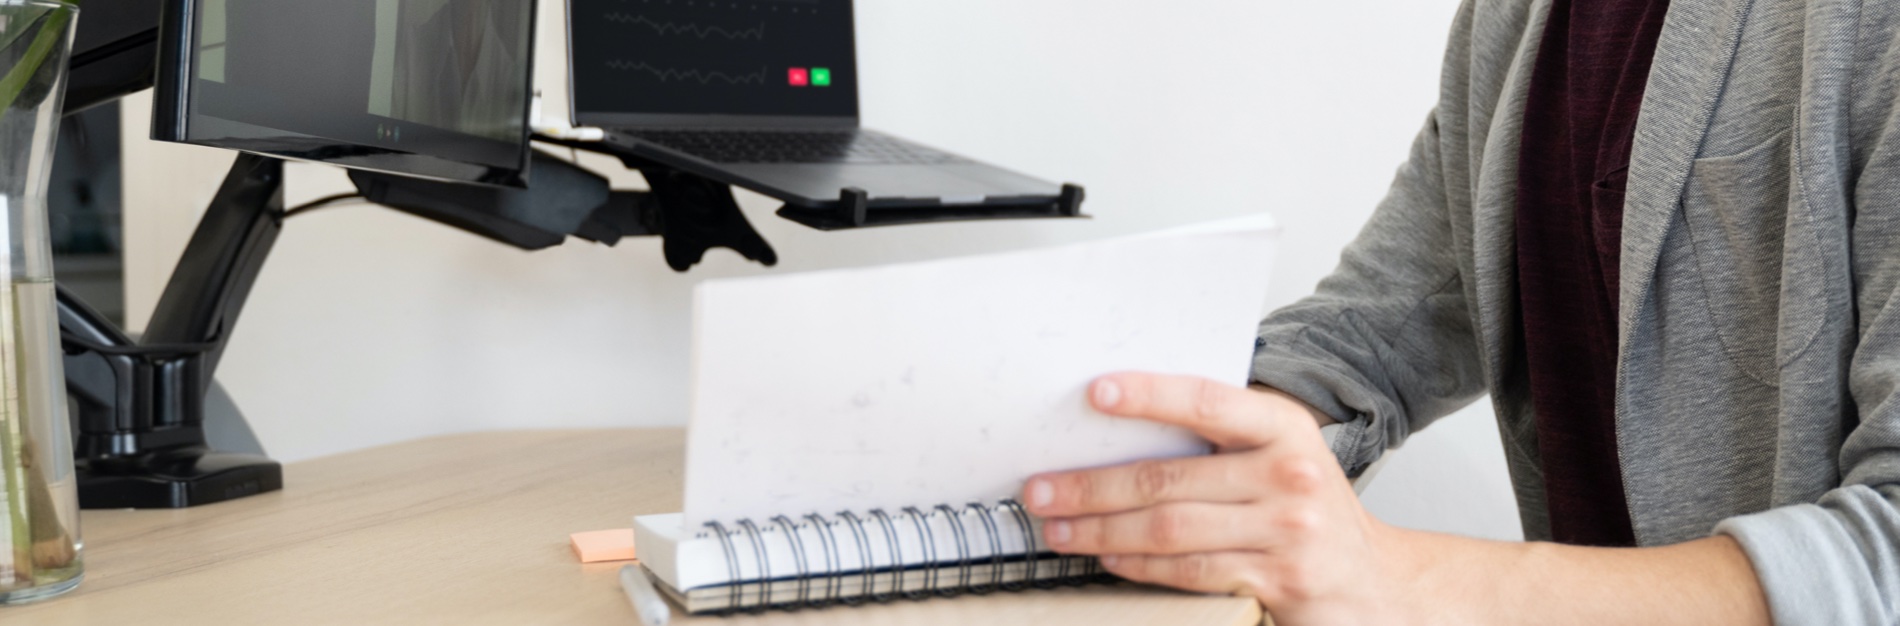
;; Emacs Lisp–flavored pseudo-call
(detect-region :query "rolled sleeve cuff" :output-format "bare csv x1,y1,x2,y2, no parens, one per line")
1249,354,1381,477
1715,504,1888,625
1316,415,1375,478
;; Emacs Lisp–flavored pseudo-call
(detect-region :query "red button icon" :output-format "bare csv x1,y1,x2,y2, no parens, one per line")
788,67,810,87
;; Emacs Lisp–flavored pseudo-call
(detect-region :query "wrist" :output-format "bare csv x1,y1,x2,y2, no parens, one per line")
1375,524,1536,626
1357,519,1446,624
1372,524,1438,621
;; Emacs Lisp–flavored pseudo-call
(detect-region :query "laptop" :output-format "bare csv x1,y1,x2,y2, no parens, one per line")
564,0,1067,214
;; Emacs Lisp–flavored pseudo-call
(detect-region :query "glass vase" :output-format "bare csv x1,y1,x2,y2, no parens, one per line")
0,0,81,605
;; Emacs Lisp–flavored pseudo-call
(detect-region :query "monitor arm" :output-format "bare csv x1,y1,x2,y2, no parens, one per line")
61,148,783,508
348,149,779,271
63,153,284,508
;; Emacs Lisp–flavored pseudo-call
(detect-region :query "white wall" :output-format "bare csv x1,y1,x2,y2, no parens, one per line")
120,0,1520,541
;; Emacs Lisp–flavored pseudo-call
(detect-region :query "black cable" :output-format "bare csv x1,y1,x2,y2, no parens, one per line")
283,193,365,218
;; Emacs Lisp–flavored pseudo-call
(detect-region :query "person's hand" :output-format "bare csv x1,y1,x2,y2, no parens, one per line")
1022,372,1417,624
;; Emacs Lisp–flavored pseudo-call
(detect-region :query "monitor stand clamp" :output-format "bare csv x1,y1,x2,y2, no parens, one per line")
531,136,781,271
62,153,286,509
637,165,778,271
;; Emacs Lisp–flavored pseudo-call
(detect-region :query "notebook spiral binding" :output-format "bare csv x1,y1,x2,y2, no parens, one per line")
701,499,1111,614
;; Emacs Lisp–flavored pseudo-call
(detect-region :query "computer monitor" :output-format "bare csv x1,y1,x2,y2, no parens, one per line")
153,0,538,187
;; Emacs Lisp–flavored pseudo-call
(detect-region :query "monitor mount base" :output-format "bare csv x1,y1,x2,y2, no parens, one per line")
62,153,286,509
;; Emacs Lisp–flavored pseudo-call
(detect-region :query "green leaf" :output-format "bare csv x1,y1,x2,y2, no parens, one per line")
0,0,79,56
0,11,50,71
0,4,73,116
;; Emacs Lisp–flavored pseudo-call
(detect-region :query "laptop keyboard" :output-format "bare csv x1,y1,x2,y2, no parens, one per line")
621,129,968,165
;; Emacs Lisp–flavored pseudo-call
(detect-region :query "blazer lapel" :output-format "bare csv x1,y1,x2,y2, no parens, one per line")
1469,0,1548,390
1619,0,1755,351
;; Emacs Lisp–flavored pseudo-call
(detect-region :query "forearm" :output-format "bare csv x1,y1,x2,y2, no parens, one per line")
1388,526,1771,625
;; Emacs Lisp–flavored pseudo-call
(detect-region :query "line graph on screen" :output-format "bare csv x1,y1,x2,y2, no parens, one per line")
604,13,769,40
604,60,771,85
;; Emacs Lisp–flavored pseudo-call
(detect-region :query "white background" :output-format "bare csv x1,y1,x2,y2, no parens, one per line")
117,0,1521,541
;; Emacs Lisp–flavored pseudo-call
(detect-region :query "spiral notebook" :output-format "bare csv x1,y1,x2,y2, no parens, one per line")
635,216,1280,614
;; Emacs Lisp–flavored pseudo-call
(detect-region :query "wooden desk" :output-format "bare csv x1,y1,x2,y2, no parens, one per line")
0,430,1263,625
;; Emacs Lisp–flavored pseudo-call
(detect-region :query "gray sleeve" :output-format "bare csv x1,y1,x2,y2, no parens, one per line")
1716,493,1898,625
1250,111,1489,477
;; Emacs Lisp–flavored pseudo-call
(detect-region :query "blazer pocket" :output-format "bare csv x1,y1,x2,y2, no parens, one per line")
1680,129,1823,384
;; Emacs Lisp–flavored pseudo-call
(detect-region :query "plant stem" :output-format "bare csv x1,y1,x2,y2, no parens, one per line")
0,281,26,585
21,439,71,571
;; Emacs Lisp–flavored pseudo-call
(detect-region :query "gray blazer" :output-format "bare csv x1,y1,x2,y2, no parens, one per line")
1250,0,1900,622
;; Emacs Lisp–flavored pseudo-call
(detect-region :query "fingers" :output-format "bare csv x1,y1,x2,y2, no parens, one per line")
1026,455,1263,518
1027,442,1333,519
1044,502,1279,555
1099,552,1266,597
1091,373,1284,449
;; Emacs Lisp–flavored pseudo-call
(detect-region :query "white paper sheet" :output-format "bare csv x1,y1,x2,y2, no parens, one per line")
684,216,1280,527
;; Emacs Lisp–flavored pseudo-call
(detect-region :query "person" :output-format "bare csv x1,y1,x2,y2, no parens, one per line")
1022,0,1900,623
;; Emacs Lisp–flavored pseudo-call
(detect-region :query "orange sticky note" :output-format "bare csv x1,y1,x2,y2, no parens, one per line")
570,529,638,564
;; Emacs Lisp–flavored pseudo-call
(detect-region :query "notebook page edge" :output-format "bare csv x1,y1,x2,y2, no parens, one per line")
683,215,1279,527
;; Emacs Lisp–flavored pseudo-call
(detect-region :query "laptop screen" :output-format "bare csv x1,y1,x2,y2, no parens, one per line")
568,0,859,126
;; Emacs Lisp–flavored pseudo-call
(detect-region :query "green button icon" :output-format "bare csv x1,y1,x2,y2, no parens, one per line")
811,67,832,87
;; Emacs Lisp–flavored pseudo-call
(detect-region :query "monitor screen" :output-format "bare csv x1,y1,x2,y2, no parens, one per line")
156,0,536,186
568,0,858,126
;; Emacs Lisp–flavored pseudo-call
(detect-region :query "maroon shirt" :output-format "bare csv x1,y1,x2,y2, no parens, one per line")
1515,0,1671,547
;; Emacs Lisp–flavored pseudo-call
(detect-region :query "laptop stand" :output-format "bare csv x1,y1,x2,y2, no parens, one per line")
779,182,1087,231
543,135,1089,232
